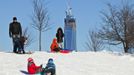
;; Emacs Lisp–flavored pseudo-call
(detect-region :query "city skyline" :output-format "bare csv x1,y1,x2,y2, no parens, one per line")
0,0,129,52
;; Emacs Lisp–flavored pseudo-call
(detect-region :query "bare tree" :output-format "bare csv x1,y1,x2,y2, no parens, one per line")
22,27,34,48
86,30,104,52
99,1,134,53
31,0,50,51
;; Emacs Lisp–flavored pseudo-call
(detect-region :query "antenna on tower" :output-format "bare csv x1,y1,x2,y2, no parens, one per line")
66,0,73,17
67,0,71,9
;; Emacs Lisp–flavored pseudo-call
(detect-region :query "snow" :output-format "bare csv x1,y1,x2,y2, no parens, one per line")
0,51,134,75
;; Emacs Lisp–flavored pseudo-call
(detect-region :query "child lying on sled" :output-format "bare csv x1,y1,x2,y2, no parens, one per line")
27,58,43,74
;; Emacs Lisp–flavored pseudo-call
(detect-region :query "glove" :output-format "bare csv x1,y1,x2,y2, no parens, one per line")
40,64,43,68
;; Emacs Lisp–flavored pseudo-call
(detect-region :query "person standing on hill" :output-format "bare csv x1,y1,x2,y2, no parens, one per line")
56,27,64,49
9,17,22,53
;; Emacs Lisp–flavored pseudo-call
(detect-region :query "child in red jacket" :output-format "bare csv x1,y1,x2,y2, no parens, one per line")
27,58,42,74
50,38,60,52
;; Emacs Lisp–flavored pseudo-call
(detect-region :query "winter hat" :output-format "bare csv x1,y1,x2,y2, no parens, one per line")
28,58,33,62
13,17,17,20
48,58,53,63
53,38,57,43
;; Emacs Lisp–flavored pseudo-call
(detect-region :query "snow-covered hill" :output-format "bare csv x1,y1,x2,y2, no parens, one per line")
0,51,134,75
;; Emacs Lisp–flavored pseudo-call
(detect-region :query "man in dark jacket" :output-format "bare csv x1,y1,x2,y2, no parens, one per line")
9,17,22,53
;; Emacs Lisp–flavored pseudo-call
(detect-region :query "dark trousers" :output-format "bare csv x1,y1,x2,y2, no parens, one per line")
12,35,20,53
12,35,25,53
53,48,60,52
41,68,56,75
20,43,25,53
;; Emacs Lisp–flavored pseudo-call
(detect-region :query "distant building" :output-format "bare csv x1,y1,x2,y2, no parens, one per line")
64,3,77,51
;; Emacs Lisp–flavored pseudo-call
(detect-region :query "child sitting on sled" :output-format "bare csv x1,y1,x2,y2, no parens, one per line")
42,58,56,75
50,38,61,52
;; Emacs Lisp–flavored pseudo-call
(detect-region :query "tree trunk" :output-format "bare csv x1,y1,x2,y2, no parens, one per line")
39,30,41,51
124,22,129,53
124,46,129,53
123,42,129,53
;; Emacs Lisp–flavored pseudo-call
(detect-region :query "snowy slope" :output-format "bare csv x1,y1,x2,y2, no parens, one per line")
0,51,134,75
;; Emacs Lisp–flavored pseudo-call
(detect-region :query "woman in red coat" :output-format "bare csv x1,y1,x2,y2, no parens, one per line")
27,58,42,74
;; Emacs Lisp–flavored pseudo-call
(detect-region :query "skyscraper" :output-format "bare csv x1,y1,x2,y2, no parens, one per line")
64,2,77,51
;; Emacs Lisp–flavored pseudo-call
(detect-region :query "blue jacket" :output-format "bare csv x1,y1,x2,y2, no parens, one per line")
46,61,55,70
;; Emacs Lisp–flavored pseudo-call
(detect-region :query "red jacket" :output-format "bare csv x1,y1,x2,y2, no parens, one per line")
27,62,41,74
50,38,59,52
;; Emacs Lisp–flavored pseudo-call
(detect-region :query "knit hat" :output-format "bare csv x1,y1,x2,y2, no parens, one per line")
48,58,53,63
28,58,33,62
13,17,17,20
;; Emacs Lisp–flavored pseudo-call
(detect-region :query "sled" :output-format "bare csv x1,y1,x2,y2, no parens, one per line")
20,70,51,75
24,51,34,54
20,70,29,74
20,70,44,75
51,49,72,54
15,51,34,54
60,50,72,53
